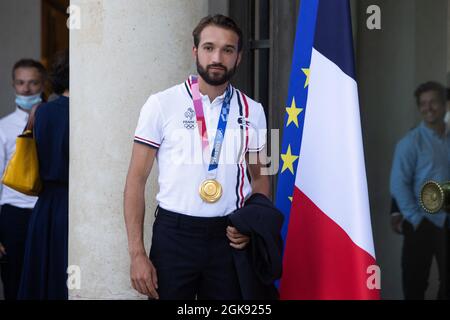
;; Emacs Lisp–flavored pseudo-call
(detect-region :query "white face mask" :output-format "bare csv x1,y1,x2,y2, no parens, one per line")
15,93,42,110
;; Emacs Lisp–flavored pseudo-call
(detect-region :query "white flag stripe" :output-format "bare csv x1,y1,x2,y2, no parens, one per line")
295,48,376,258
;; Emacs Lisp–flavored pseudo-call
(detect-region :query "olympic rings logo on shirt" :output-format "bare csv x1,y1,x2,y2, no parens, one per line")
184,122,196,130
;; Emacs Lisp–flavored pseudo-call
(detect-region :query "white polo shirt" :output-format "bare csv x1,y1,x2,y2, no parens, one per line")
134,77,267,217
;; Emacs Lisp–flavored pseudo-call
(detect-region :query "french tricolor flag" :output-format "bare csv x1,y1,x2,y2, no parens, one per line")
275,0,380,299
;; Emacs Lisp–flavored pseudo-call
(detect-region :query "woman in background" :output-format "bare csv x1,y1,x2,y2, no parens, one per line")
18,50,69,300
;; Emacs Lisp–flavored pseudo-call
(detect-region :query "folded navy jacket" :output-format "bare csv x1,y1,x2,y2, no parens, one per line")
228,193,284,300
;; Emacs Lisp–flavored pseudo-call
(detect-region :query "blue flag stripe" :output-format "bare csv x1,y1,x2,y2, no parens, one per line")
313,0,356,80
275,0,319,241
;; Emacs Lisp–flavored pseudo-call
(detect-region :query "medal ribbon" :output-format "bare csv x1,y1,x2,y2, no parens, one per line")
190,75,232,177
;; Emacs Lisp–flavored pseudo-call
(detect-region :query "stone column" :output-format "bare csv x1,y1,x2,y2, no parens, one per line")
69,0,208,299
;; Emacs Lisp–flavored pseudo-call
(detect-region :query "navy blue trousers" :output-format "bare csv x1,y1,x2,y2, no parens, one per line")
402,219,450,300
0,204,32,300
150,207,242,300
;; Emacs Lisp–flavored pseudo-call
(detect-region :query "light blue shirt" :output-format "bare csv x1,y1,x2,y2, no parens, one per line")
390,122,450,228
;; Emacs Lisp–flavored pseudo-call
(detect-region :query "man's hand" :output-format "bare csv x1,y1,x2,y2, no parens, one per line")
227,226,250,249
124,143,158,298
390,214,404,234
0,242,6,259
130,253,159,299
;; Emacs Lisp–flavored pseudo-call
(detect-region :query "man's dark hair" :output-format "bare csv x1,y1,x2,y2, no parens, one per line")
193,14,243,52
414,81,446,106
12,58,47,81
446,87,450,102
50,49,69,95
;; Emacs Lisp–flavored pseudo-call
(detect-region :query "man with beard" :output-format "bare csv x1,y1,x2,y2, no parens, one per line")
124,15,269,299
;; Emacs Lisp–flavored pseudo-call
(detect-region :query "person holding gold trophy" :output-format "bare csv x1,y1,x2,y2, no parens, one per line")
390,81,450,300
421,181,450,215
124,15,270,299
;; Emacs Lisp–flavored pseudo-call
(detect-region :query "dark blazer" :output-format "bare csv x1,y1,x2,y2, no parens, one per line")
228,193,284,300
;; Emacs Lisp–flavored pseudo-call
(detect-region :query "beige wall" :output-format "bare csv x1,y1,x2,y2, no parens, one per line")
69,0,208,299
447,0,450,84
357,0,448,299
0,0,41,118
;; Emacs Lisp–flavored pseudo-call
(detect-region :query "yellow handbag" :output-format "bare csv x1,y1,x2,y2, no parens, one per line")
1,106,42,196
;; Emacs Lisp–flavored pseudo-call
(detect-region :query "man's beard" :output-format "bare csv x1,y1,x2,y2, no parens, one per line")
196,58,238,86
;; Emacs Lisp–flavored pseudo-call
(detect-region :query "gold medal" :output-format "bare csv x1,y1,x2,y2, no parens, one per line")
199,179,222,203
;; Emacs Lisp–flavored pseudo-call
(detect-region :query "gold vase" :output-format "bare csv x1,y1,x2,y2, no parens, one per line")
420,181,450,214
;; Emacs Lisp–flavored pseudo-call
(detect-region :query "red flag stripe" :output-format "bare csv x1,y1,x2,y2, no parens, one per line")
280,186,380,300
